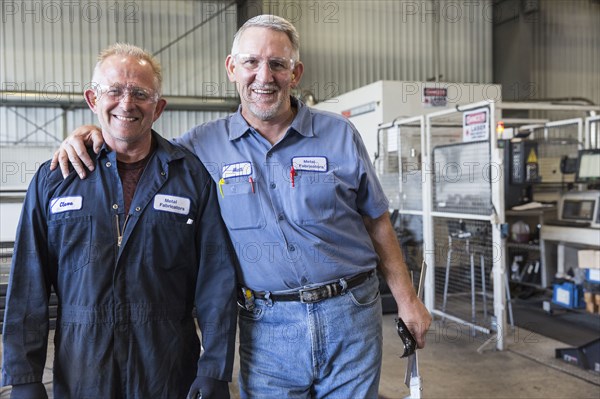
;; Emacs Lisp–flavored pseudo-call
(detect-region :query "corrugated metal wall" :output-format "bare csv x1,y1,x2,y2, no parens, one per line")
2,0,598,179
1,0,238,190
531,0,600,105
0,0,237,150
271,0,494,101
1,0,496,145
1,0,236,96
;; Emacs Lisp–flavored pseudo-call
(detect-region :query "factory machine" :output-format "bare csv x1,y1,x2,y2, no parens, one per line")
313,81,501,313
312,80,501,163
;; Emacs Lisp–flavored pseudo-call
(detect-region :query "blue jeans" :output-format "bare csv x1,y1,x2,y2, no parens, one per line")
238,274,383,399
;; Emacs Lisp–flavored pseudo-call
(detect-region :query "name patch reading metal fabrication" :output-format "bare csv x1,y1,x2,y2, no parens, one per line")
153,194,191,215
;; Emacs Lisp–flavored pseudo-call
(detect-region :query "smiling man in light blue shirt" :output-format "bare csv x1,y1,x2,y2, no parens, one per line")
180,96,388,293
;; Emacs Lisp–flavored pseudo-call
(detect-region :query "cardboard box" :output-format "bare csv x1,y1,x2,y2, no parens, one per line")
578,250,600,269
552,282,584,309
584,292,598,313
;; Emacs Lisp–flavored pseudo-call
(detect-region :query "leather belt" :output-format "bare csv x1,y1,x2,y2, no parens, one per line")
252,270,375,304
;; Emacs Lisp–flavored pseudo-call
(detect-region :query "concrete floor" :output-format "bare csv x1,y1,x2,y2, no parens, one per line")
1,314,599,398
378,315,599,399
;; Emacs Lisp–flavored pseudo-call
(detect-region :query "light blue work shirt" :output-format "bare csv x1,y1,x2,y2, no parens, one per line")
177,98,389,291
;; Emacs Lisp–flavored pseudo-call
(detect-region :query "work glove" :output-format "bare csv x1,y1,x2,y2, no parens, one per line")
186,376,230,399
10,382,48,399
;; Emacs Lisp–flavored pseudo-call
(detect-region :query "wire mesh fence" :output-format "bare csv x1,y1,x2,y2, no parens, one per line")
432,217,494,327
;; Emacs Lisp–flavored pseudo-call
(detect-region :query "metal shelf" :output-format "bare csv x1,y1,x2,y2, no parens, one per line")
507,242,540,251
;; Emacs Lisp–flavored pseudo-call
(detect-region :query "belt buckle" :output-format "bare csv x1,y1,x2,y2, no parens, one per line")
298,286,327,303
299,283,337,303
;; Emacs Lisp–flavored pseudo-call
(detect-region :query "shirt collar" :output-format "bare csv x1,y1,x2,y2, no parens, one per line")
228,97,315,141
96,130,185,163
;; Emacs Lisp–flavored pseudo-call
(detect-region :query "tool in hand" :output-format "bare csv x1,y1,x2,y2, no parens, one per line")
397,260,427,399
395,317,417,358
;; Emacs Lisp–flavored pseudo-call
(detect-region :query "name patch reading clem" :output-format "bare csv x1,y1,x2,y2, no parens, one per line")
50,196,83,214
153,194,191,215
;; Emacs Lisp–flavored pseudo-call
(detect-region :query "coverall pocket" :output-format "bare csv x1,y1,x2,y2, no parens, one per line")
144,218,196,270
289,171,337,225
48,215,94,272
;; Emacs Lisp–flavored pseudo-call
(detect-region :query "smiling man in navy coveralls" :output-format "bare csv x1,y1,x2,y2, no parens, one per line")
1,44,237,399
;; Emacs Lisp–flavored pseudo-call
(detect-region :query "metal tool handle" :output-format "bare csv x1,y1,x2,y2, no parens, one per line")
396,260,427,358
396,317,417,358
416,259,427,301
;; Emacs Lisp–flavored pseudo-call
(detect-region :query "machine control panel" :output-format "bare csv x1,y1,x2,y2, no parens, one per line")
558,191,600,228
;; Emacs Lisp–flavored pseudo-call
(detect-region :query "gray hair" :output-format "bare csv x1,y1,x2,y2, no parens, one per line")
92,43,163,94
231,14,300,60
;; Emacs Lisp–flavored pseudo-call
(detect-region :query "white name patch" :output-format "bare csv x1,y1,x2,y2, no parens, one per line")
222,162,252,179
292,156,328,172
50,196,83,214
153,194,190,215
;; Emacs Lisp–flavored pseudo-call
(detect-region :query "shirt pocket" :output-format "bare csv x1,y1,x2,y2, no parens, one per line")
289,171,337,225
218,179,266,230
144,215,196,271
47,215,94,273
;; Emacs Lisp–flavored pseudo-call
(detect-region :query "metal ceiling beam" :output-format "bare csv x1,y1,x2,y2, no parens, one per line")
0,92,240,112
153,0,237,56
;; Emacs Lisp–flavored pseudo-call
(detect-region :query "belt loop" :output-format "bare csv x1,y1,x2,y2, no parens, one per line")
264,291,273,307
339,277,348,294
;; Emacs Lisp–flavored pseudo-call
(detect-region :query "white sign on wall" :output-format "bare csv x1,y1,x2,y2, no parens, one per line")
422,87,448,107
463,108,489,142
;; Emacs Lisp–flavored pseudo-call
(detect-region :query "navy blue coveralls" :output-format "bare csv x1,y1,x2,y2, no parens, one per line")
2,132,237,398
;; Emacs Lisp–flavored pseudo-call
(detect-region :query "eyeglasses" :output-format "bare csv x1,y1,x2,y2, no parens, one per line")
94,84,160,104
233,54,296,73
